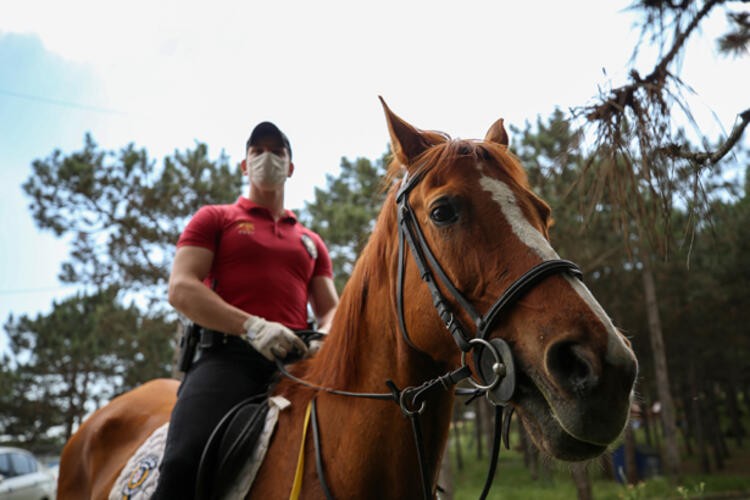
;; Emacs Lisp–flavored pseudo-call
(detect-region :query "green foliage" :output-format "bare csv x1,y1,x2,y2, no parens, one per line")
4,134,245,447
22,134,242,294
1,288,173,445
449,419,749,499
299,152,390,291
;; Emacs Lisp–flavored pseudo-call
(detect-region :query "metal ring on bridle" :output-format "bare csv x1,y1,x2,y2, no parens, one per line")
461,338,504,391
399,389,427,416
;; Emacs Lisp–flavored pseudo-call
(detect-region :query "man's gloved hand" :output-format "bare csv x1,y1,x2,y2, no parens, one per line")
243,316,308,361
307,338,324,357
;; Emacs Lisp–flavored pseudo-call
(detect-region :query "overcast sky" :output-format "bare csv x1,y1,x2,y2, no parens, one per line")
1,0,746,354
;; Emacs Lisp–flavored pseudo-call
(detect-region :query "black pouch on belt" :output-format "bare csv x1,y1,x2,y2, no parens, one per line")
177,322,201,373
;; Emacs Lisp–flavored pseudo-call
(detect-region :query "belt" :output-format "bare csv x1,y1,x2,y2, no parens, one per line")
199,329,247,350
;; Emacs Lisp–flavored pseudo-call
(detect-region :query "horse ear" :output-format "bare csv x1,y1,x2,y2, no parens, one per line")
485,118,509,148
379,96,432,166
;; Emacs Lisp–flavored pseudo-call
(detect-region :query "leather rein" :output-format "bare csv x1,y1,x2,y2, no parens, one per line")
276,165,584,500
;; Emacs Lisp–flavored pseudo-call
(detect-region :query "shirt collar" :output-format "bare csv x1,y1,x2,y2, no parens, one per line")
236,196,297,223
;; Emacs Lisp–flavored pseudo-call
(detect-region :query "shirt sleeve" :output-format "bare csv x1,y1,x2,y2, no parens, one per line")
311,232,333,279
176,205,222,252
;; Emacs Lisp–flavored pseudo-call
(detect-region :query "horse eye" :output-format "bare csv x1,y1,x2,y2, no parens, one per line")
429,200,458,226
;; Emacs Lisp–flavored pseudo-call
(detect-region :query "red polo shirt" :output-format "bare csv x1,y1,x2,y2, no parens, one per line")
177,196,333,330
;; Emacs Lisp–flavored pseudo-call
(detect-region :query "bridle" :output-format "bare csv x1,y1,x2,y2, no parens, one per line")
276,162,584,500
396,165,583,400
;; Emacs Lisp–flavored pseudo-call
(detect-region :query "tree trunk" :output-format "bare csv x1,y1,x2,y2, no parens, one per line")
518,423,539,480
642,395,654,448
452,408,464,471
539,455,554,486
439,443,454,500
599,452,614,481
679,387,694,456
641,252,681,479
571,463,592,500
725,377,744,448
624,420,639,484
474,399,484,460
688,363,711,474
704,385,727,469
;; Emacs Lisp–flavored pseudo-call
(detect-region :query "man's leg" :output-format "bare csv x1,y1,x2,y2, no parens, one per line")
151,344,270,500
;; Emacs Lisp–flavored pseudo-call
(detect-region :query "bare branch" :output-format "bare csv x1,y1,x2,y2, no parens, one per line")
661,108,750,164
586,0,723,123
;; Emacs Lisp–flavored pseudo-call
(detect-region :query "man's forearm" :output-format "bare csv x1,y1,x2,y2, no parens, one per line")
169,278,249,336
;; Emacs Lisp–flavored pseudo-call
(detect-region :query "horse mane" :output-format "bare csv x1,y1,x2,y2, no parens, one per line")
284,188,400,391
276,131,551,395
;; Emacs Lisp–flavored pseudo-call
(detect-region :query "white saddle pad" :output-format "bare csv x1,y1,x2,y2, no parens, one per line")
110,396,291,500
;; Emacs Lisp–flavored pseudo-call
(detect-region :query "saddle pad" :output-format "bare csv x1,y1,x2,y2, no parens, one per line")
109,422,169,500
109,396,291,500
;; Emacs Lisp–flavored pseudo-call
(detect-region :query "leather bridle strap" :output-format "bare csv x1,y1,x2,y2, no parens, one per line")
479,405,514,500
310,398,334,500
478,259,583,340
276,358,472,500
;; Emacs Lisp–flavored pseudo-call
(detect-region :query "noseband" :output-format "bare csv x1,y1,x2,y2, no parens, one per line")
395,166,583,401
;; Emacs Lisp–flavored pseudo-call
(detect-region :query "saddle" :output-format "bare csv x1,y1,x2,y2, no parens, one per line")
194,331,324,499
195,394,270,500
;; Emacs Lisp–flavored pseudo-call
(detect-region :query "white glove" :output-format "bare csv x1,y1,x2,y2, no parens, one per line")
308,338,324,357
243,316,308,361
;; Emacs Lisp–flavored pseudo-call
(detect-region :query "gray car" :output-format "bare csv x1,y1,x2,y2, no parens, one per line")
0,447,56,500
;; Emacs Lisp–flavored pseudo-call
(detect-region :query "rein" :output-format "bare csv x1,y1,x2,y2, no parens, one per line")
275,165,585,499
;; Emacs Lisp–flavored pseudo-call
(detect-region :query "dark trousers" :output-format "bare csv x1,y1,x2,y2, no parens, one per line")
151,336,275,500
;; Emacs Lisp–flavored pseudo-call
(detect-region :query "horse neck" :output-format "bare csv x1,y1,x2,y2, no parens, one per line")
280,196,456,492
304,193,453,392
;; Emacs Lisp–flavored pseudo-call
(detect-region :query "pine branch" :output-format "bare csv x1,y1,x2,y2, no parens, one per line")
662,108,750,164
586,0,724,122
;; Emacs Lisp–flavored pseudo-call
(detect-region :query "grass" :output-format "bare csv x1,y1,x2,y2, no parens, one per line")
447,420,750,499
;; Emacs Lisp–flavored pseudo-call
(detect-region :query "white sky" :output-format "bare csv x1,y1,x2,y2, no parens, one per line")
1,0,747,354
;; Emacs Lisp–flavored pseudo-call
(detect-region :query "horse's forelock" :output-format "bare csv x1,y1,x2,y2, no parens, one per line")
386,137,531,193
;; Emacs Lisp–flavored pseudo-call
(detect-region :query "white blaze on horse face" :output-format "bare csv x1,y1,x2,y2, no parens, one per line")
477,171,633,365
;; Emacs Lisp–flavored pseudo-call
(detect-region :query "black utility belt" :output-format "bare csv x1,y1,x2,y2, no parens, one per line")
198,329,248,350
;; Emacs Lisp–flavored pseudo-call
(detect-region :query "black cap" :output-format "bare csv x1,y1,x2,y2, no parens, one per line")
246,121,292,159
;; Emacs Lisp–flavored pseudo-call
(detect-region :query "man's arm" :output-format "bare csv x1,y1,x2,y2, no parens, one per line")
168,246,250,336
308,276,339,333
169,245,307,358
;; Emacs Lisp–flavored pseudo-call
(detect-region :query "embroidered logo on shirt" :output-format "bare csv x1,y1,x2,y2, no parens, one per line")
236,221,255,235
300,234,317,259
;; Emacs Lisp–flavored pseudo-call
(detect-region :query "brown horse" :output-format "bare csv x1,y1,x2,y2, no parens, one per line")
58,100,637,499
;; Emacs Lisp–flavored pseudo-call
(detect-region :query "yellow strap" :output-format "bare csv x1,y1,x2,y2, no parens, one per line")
289,400,313,500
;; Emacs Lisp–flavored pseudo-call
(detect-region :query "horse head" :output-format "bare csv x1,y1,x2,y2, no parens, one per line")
380,98,638,461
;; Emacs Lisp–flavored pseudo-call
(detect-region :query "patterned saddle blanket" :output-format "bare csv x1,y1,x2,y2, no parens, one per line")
109,396,291,500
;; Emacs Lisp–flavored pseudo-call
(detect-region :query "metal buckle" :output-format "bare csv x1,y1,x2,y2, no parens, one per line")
399,388,427,416
461,338,504,391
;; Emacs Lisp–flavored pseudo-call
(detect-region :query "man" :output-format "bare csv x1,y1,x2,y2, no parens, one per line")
152,122,338,499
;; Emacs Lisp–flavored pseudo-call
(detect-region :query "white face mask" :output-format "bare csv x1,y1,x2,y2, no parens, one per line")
248,152,290,190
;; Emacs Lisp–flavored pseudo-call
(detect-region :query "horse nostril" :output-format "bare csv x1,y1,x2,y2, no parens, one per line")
546,341,599,396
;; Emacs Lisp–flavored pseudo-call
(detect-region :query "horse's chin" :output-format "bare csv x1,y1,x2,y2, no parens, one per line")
513,373,612,461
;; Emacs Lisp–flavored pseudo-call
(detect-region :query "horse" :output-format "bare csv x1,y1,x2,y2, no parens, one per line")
58,99,638,499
